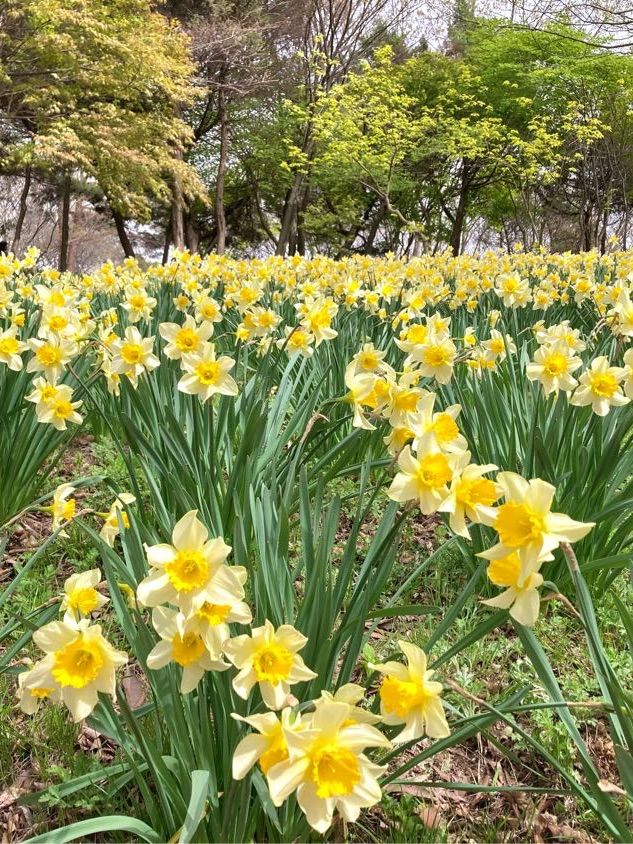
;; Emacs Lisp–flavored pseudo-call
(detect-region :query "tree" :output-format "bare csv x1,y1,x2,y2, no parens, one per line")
0,0,202,266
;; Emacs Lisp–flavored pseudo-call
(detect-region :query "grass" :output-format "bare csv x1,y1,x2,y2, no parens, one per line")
1,433,631,841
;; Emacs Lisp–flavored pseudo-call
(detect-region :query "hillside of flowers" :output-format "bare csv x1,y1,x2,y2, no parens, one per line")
1,247,632,842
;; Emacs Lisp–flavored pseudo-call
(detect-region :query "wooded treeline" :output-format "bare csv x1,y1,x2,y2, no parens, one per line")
3,0,633,266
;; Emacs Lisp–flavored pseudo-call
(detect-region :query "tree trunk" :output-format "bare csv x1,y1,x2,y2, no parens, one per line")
11,165,32,253
363,199,387,254
185,212,200,253
171,185,185,251
215,81,229,255
276,134,314,256
450,166,470,256
111,207,136,258
58,175,71,272
171,146,186,251
162,210,172,264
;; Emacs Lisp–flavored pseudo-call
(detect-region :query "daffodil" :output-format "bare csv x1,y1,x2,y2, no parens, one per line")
60,569,108,624
388,435,457,515
98,493,136,546
179,577,252,660
232,708,304,779
30,619,127,722
478,473,594,574
178,343,238,400
479,550,546,627
136,510,241,615
27,381,83,430
159,315,213,359
369,641,449,742
438,455,500,538
17,659,61,714
110,326,160,379
146,606,228,693
224,620,317,710
27,336,77,381
570,356,630,416
45,482,77,535
0,326,27,370
526,341,582,395
267,700,389,833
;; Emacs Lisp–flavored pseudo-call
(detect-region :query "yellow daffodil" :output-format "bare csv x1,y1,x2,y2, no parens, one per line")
267,700,390,833
98,493,136,546
224,620,317,710
479,550,547,626
30,619,127,722
570,356,630,416
178,343,238,400
0,326,27,370
478,473,594,574
526,341,582,395
387,434,458,515
159,315,214,359
232,708,304,779
146,606,228,693
60,568,108,624
136,510,241,616
369,641,449,742
438,454,500,538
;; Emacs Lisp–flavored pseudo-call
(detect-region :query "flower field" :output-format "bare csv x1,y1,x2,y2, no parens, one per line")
1,247,632,841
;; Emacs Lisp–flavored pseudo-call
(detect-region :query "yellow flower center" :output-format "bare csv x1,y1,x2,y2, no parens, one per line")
406,325,427,344
358,351,379,370
423,345,450,367
542,352,568,376
129,295,146,309
309,739,361,799
58,499,76,520
487,552,522,587
380,675,428,719
456,477,497,508
30,687,54,699
164,550,210,593
201,303,219,320
41,385,59,402
48,315,68,331
259,723,288,774
50,291,65,306
391,427,414,449
196,602,231,625
432,413,459,444
171,631,206,666
417,453,452,489
120,343,143,365
195,361,221,385
489,338,505,354
37,345,62,366
175,328,200,352
495,502,545,547
54,400,75,420
393,390,419,413
67,587,100,616
588,371,618,398
289,330,309,350
52,637,105,688
252,642,294,684
0,337,19,355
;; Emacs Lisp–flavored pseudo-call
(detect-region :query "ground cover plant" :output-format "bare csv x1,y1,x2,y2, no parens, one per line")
0,247,632,842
